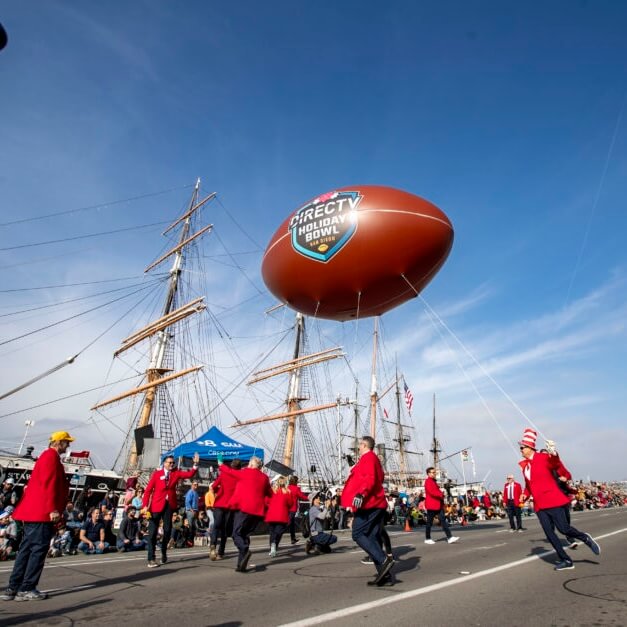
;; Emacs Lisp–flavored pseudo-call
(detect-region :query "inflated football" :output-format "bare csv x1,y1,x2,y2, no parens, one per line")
261,185,454,321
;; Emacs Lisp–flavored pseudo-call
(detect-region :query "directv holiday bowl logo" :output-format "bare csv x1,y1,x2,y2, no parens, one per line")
289,190,362,262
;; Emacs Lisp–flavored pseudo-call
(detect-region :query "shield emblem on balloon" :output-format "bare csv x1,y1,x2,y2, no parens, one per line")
289,190,362,262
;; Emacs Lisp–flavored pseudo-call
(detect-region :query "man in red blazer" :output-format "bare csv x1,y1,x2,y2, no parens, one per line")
142,452,199,568
503,474,524,532
341,436,394,587
1,430,73,601
424,466,459,545
518,428,600,571
209,458,242,561
217,455,272,573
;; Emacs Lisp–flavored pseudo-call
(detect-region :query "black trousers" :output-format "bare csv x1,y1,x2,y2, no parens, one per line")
210,507,234,556
232,511,262,567
9,522,54,592
506,501,522,530
536,506,589,562
288,511,298,541
147,502,172,562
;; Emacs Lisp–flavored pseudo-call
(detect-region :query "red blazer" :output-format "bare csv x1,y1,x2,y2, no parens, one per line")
341,450,386,511
212,467,240,509
519,452,570,512
13,448,69,522
265,489,295,524
287,484,308,513
503,480,523,504
142,466,197,514
220,464,272,517
424,476,445,511
482,493,492,508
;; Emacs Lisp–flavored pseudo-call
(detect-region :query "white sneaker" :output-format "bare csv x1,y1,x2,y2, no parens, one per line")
447,536,460,544
424,539,436,545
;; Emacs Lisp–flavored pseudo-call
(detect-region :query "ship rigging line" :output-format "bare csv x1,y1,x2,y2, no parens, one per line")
0,183,194,227
0,283,161,402
211,229,264,296
0,274,166,293
175,327,294,445
0,375,139,418
0,220,170,251
215,196,265,251
0,281,161,347
0,278,162,318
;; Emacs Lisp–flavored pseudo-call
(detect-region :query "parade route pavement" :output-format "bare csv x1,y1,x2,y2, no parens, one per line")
1,508,626,626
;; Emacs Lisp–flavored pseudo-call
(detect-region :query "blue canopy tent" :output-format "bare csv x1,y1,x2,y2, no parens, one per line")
165,426,263,463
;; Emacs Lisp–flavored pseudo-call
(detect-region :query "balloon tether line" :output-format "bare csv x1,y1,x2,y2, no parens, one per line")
421,304,520,459
399,273,545,440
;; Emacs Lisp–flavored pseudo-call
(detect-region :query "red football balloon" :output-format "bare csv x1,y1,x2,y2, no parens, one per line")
262,185,454,321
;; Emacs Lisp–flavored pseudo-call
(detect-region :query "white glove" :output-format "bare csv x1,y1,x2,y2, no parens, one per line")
545,439,557,455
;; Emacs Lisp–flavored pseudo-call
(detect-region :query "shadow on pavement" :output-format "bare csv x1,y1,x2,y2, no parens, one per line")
2,598,110,626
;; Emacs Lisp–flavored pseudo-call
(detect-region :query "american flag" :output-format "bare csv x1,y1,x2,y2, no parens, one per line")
403,380,413,415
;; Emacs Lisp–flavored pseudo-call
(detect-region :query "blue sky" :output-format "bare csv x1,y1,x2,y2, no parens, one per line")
1,1,626,484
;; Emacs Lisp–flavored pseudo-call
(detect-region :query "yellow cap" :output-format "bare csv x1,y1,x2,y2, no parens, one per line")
49,430,75,442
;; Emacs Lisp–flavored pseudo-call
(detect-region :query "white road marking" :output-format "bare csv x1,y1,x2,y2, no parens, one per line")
277,527,627,627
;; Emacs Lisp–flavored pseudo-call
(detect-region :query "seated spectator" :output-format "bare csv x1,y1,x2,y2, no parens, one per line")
78,508,109,554
196,510,210,537
123,476,139,511
63,501,82,529
102,510,117,548
75,487,95,519
170,512,183,549
116,507,146,552
131,487,144,511
48,525,72,557
100,491,117,511
1,478,18,510
0,508,19,560
178,517,194,548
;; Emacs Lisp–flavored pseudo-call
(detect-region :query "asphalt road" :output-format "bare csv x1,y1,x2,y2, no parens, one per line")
1,508,625,626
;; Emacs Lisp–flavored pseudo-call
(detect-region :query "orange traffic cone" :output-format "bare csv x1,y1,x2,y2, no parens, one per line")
404,518,411,532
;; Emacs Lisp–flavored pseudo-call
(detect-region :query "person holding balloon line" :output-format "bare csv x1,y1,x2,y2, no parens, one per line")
517,428,600,571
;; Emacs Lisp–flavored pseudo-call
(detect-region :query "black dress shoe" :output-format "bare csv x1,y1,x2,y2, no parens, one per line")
367,573,394,587
238,550,252,572
373,555,394,584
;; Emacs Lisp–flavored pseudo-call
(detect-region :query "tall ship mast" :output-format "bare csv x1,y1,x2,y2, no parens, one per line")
90,179,214,473
231,311,345,486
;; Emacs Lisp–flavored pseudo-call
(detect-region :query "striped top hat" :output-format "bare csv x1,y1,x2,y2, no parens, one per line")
519,428,537,450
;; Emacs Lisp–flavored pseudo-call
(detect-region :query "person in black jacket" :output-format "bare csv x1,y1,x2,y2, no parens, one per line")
116,507,145,551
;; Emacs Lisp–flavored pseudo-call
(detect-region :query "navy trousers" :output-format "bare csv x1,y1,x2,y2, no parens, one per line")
425,507,452,540
268,522,287,548
232,511,262,567
210,507,234,556
9,522,54,592
351,508,386,566
536,506,589,562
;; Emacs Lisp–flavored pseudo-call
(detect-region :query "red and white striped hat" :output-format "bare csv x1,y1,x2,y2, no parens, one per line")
518,428,537,450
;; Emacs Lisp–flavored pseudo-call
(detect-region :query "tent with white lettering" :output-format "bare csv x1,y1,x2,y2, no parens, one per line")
165,426,263,463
